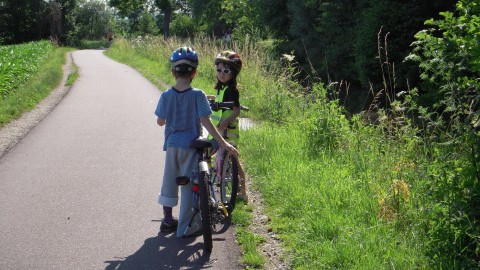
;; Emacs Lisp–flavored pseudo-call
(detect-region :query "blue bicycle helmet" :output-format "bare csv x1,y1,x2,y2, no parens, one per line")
170,47,198,70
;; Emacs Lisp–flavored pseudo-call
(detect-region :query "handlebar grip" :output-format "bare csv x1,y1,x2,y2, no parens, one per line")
209,100,250,112
216,101,235,108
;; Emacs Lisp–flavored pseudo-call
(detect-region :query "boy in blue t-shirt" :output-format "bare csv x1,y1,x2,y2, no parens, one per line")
155,47,238,237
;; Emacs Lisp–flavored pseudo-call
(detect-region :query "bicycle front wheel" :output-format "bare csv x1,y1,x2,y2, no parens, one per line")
220,152,239,213
198,171,213,252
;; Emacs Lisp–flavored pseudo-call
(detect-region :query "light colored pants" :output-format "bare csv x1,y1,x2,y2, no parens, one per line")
158,147,202,237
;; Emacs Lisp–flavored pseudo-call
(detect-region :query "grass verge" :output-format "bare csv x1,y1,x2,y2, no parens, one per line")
0,46,75,127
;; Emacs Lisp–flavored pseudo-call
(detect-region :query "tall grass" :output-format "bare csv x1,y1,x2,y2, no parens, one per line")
241,92,429,269
105,35,477,269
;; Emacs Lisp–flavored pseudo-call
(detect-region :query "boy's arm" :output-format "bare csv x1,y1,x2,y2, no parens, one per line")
200,116,239,157
218,106,240,131
157,117,165,126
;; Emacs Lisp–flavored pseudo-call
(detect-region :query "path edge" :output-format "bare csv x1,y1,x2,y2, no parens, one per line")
0,51,75,159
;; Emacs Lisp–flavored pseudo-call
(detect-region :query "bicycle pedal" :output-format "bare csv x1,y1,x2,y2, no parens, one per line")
176,176,190,185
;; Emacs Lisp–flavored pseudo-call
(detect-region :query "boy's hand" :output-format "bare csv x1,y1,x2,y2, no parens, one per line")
222,141,239,157
217,120,228,132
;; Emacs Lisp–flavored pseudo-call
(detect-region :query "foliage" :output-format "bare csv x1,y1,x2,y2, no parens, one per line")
0,44,73,126
169,13,196,37
407,0,480,267
67,0,116,46
0,0,51,45
55,0,78,45
154,0,174,37
254,0,458,113
137,9,160,36
108,0,145,18
409,0,480,131
0,0,116,46
186,0,225,36
0,40,53,99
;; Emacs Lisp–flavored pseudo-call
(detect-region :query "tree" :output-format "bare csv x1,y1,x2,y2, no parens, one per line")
0,0,51,45
137,9,159,36
66,0,115,45
252,0,457,112
109,0,174,38
409,0,480,132
254,0,289,39
108,0,144,18
187,0,224,36
169,13,195,37
154,0,173,38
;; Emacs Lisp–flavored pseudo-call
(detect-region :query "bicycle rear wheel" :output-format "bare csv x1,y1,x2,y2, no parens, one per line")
198,171,213,252
220,152,239,213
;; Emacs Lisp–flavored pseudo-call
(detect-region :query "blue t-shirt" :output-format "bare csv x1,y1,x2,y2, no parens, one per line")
155,87,212,151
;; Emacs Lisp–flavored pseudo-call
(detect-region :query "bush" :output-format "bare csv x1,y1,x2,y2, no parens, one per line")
407,1,480,267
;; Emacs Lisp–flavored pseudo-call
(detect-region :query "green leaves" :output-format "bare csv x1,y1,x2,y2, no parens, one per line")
407,1,480,267
0,40,53,100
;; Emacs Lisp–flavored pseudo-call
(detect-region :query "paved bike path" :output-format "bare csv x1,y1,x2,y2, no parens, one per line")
0,50,243,269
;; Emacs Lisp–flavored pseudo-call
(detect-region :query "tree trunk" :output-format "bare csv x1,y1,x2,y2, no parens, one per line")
162,5,171,39
49,1,62,45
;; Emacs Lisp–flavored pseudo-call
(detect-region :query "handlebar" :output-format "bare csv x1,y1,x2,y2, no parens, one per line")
209,100,250,112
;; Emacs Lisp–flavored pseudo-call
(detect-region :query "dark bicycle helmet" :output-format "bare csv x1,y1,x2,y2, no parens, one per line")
170,47,198,70
214,50,242,73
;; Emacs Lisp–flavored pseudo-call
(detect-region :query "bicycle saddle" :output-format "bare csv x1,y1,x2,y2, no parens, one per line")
189,138,212,150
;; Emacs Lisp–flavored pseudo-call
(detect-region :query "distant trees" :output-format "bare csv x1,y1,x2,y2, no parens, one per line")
0,0,51,44
108,0,172,38
255,0,458,112
68,0,115,46
0,0,114,46
0,0,467,115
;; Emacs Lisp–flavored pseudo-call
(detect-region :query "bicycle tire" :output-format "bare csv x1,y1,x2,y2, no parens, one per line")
198,171,213,252
220,152,239,213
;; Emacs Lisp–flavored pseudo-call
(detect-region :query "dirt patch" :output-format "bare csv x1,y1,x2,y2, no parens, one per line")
239,114,291,269
243,175,292,269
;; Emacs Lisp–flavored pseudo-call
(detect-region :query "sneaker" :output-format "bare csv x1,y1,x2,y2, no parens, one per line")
160,218,178,233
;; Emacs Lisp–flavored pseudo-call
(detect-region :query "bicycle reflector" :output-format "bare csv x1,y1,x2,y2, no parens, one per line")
192,184,200,193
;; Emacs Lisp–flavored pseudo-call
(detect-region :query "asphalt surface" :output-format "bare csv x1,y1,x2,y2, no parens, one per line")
0,50,243,270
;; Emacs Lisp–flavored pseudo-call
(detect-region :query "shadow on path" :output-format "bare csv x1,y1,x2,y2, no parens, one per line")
104,231,214,270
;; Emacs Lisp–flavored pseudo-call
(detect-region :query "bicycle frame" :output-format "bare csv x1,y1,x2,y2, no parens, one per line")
184,138,225,252
179,100,247,251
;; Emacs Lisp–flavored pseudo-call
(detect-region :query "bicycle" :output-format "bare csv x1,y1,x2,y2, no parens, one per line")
176,101,248,252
